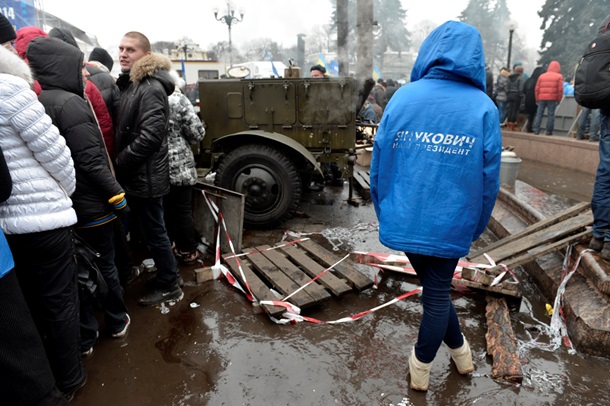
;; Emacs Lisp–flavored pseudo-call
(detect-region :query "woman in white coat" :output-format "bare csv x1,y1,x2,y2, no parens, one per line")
0,32,87,399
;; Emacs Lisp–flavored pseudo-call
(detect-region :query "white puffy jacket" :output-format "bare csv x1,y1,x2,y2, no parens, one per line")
0,45,77,235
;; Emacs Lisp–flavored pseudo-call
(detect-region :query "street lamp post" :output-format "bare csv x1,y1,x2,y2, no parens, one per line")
507,21,518,69
214,2,244,67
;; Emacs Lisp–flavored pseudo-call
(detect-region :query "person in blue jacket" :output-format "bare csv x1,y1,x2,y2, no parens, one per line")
370,20,502,391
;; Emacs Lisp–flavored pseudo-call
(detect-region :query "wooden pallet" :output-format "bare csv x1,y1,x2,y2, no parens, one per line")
467,202,592,276
221,239,374,317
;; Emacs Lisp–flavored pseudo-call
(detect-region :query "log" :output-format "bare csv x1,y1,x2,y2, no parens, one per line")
485,296,523,382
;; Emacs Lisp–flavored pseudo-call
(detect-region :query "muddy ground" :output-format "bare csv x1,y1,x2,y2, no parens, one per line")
72,163,610,406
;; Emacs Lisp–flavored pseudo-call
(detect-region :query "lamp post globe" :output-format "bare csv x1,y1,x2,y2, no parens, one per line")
214,2,244,67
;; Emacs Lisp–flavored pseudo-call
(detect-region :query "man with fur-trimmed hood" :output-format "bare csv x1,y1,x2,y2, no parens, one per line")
115,31,183,307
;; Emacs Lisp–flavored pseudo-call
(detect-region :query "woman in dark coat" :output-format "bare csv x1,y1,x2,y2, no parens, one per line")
524,67,544,133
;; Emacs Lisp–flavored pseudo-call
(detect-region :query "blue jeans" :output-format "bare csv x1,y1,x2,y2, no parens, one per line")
533,100,558,134
497,101,507,124
592,114,610,241
577,108,600,140
406,253,464,363
129,196,178,288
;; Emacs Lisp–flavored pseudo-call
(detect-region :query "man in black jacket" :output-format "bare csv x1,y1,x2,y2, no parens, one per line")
28,37,131,360
589,15,610,259
115,31,183,306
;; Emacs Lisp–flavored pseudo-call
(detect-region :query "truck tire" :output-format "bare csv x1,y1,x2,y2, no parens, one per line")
215,144,302,229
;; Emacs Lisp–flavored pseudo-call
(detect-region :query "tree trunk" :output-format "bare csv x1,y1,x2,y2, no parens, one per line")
356,0,373,82
337,0,348,77
485,295,523,382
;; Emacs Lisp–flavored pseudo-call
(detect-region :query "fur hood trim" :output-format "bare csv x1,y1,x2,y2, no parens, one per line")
130,53,172,84
0,45,32,84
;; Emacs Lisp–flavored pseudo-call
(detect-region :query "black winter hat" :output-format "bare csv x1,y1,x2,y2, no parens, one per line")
89,47,113,71
49,27,78,48
0,13,16,44
310,64,326,74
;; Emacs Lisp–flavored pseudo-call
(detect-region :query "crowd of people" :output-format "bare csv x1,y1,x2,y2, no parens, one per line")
490,59,599,140
0,13,204,403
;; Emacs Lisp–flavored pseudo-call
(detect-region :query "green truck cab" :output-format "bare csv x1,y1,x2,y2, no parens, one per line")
198,76,364,229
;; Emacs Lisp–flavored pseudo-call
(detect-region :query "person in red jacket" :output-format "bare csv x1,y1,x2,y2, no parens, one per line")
532,60,564,135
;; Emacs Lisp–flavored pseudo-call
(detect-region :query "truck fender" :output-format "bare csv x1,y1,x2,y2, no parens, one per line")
212,130,323,175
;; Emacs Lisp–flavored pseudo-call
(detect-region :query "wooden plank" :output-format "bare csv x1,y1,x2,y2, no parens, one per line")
484,229,591,275
485,296,523,382
296,239,374,291
260,246,331,302
469,202,591,261
452,278,521,298
474,212,592,264
244,248,316,309
221,254,286,317
352,170,371,200
279,244,352,297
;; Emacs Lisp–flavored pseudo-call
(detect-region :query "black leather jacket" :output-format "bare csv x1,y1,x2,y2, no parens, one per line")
115,54,174,198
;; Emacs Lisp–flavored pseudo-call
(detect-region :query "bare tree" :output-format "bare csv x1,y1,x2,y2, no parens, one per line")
410,19,437,50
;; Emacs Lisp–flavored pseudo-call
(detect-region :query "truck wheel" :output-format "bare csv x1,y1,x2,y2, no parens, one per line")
215,144,302,229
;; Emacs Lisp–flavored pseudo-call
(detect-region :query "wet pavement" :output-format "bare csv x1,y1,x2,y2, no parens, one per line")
72,164,610,406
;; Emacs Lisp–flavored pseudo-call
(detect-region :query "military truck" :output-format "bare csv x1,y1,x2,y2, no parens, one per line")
198,76,370,229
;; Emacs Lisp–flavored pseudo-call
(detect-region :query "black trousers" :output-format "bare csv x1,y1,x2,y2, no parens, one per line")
7,227,85,394
113,217,135,286
506,92,521,123
164,184,198,253
78,221,129,348
0,269,64,405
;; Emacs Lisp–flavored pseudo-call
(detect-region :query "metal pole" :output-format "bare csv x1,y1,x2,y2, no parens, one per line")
507,29,514,69
228,23,233,67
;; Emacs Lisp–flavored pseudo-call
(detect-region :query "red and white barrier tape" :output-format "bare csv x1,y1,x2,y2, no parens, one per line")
199,191,426,325
548,244,592,354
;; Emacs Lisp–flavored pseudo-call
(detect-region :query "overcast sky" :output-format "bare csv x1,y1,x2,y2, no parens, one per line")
41,0,545,51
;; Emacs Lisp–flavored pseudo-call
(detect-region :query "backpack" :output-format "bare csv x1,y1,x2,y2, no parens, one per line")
574,27,610,109
75,234,108,305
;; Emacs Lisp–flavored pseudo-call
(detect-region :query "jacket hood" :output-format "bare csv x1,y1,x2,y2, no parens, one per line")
27,37,84,97
0,43,32,84
48,27,78,48
546,61,561,73
129,53,174,95
410,20,486,92
14,26,47,60
130,53,171,82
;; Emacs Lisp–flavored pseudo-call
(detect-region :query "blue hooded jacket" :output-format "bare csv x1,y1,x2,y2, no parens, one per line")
370,21,502,258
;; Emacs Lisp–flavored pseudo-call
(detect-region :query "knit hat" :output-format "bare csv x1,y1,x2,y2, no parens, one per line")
48,27,78,48
89,47,114,71
0,13,16,44
14,27,47,60
310,64,326,74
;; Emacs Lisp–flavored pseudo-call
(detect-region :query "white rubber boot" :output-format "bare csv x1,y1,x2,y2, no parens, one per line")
448,335,475,374
408,347,432,391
